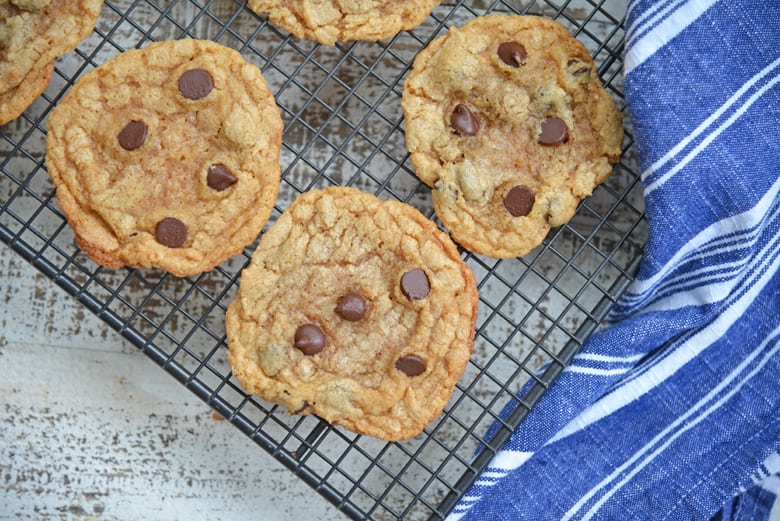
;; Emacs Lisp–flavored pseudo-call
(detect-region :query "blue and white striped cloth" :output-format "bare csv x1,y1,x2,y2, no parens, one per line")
449,1,780,519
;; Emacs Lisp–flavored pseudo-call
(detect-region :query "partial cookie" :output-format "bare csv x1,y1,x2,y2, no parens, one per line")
226,187,478,441
248,0,441,45
402,14,624,258
46,39,283,277
0,0,102,93
0,58,52,124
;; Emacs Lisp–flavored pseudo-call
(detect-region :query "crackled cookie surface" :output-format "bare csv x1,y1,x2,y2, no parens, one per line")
0,59,52,124
226,187,478,440
46,39,283,276
402,14,624,258
248,0,441,45
0,0,102,110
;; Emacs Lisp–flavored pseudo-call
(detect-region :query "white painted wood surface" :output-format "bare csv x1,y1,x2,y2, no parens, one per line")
3,0,775,517
0,3,635,519
0,243,348,520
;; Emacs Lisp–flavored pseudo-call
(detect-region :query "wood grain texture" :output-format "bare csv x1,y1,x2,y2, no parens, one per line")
0,2,647,519
0,243,348,521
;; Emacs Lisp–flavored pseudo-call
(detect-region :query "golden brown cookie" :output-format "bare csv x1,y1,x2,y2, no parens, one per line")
0,0,102,95
402,14,624,258
0,59,52,124
226,187,478,440
248,0,441,45
45,39,283,277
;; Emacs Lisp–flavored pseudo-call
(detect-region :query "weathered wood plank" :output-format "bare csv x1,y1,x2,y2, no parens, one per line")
0,1,643,519
0,246,347,520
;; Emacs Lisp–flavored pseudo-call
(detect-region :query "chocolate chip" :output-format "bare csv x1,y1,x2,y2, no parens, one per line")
450,104,480,136
395,355,426,377
335,292,368,321
178,69,214,100
567,58,591,77
207,164,237,191
118,120,148,150
293,324,326,355
498,41,527,67
400,268,430,301
155,217,187,248
504,185,535,217
538,117,569,146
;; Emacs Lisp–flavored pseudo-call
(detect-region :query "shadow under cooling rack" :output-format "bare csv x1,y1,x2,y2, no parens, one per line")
0,0,647,519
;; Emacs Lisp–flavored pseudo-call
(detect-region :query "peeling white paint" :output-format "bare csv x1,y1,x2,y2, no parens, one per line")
0,246,347,520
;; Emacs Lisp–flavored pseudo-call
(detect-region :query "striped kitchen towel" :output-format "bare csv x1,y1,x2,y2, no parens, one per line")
449,1,780,520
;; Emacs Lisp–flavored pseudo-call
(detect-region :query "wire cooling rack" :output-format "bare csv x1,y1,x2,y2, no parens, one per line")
0,0,646,519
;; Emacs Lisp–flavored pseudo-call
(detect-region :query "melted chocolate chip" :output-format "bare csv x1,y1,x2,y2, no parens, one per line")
504,185,535,217
207,164,237,191
567,58,591,77
293,324,326,355
400,268,430,301
450,104,480,136
395,355,426,377
155,217,187,248
118,120,148,150
498,41,527,67
538,117,569,146
335,292,368,321
178,69,214,100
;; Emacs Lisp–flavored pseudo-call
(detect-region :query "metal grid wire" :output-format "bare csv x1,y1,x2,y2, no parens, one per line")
0,0,646,519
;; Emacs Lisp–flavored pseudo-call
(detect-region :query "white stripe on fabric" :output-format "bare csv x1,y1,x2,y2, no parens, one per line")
593,222,780,418
750,452,780,486
634,214,780,314
620,175,780,306
642,257,752,303
477,470,510,480
488,449,533,471
551,244,780,445
626,0,679,42
644,71,780,195
449,494,488,519
626,0,686,48
474,471,511,486
446,450,534,519
623,223,775,306
627,0,677,34
562,323,780,521
764,453,780,475
620,221,771,307
565,366,632,377
448,496,482,521
447,512,465,521
625,0,654,19
573,353,644,364
624,0,721,74
577,347,780,521
760,475,780,495
770,490,780,521
639,55,780,189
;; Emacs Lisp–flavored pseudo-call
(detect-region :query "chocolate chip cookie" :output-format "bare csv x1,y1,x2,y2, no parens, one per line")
45,39,283,277
0,59,53,124
248,0,441,45
0,0,102,124
226,187,478,440
402,14,624,258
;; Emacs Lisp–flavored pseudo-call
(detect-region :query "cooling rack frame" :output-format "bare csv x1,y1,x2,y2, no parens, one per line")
0,0,646,518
